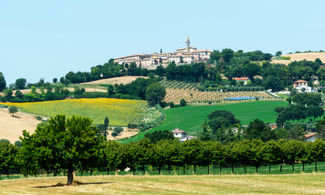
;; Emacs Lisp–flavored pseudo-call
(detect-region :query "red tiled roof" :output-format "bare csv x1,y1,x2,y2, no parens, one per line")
304,133,317,139
294,80,307,83
233,77,249,81
172,128,186,133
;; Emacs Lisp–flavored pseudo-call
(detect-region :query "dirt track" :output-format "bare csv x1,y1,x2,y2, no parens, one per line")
0,109,40,143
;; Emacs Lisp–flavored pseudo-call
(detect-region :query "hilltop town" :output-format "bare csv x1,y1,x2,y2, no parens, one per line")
114,36,211,69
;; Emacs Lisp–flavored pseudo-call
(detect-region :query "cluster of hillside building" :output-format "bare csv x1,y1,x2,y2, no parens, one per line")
114,36,211,69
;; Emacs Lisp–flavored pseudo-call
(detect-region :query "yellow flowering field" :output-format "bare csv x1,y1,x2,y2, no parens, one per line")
1,98,147,126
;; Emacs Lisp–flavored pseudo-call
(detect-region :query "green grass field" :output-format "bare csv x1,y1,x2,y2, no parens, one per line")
1,98,147,126
0,173,324,194
120,101,288,143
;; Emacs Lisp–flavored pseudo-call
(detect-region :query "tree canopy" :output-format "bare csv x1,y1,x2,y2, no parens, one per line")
20,115,104,185
145,83,166,106
0,72,6,92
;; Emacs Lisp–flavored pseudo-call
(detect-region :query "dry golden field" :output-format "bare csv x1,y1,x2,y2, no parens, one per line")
272,52,325,65
0,108,40,143
81,76,148,85
0,173,324,194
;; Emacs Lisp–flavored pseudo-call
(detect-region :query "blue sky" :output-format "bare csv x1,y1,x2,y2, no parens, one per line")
1,0,325,84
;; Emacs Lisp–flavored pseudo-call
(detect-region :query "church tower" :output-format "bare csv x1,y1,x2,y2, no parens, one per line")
186,35,190,52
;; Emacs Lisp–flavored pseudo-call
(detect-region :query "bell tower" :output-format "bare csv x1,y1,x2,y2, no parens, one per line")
186,35,190,52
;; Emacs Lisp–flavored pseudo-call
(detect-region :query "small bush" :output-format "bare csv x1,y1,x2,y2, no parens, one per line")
128,124,138,129
180,99,187,107
8,106,18,115
35,116,43,121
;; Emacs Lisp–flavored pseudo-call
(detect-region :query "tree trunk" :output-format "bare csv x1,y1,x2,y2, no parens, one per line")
107,169,110,175
194,165,197,174
219,164,222,174
183,165,186,174
268,164,271,173
142,165,145,175
231,164,234,174
280,163,282,172
255,166,258,173
292,164,294,172
90,169,93,176
208,165,210,175
158,166,161,175
315,161,318,172
168,165,171,175
244,166,247,174
67,169,74,185
302,163,305,172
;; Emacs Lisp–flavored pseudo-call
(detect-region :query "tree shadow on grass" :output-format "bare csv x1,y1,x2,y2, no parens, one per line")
33,180,114,188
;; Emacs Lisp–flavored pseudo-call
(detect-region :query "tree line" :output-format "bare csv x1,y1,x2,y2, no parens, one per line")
0,115,324,185
0,77,167,107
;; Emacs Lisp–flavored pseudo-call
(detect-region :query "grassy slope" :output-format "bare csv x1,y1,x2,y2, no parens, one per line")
1,98,147,126
0,173,324,194
120,101,288,143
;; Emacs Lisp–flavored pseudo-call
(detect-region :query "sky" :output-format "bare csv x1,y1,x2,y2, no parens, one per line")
1,0,325,84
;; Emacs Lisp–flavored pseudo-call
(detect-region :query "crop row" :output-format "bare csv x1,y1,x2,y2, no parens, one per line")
159,80,199,90
164,88,279,104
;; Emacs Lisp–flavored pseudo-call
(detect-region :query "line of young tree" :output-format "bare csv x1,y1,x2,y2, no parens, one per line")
0,114,324,185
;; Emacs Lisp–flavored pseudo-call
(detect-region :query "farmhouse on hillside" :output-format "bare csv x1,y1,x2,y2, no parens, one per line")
171,128,195,142
304,132,317,142
294,80,312,92
233,77,250,85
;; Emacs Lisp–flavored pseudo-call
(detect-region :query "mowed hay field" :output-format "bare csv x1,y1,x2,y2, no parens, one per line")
1,98,147,126
0,173,324,194
272,52,325,65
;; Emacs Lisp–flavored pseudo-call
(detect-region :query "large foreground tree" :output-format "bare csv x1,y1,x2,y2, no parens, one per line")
20,115,104,185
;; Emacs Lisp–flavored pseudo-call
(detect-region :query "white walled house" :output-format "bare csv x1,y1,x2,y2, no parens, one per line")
294,80,312,93
172,128,187,138
305,133,317,142
171,128,195,142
